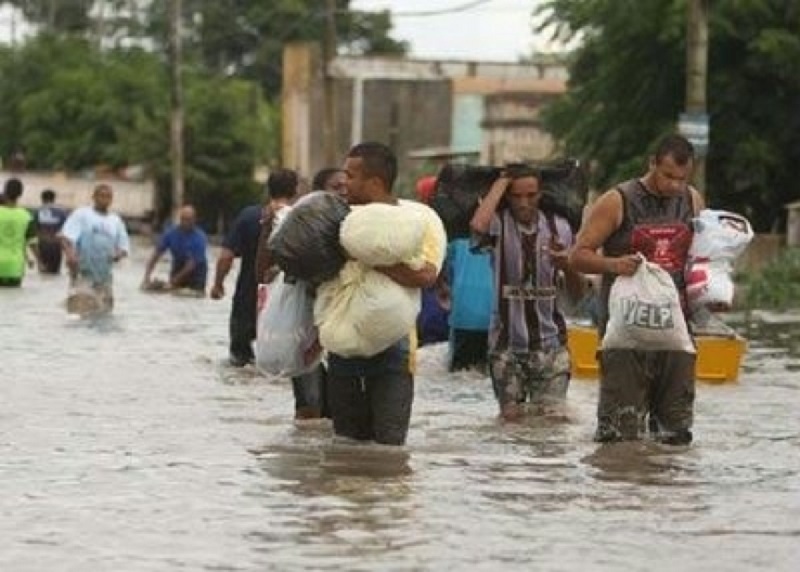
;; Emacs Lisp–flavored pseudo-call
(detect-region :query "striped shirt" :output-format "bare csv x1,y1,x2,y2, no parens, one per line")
474,209,573,352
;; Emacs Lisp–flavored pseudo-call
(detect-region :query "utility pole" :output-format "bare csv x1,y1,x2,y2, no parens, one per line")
168,0,185,219
323,0,338,166
683,0,709,195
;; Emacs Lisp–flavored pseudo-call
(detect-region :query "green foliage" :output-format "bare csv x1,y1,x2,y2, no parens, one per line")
0,35,274,225
4,0,94,34
738,248,800,310
537,0,800,232
0,1,406,226
145,0,408,97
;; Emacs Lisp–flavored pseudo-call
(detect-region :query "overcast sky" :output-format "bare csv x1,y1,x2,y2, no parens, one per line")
1,1,554,62
352,0,552,62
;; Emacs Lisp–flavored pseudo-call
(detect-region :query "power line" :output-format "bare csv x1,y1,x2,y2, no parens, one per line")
352,0,496,18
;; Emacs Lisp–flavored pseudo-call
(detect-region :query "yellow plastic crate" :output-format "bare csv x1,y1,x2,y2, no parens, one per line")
566,325,747,383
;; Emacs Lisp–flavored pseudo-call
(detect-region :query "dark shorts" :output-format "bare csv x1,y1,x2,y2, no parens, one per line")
450,329,488,372
229,293,257,365
292,363,328,417
0,277,22,287
39,238,63,274
596,349,696,444
489,346,571,407
327,339,414,446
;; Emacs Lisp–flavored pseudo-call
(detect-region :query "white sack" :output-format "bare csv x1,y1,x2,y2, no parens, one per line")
340,203,427,267
314,261,420,358
601,258,695,353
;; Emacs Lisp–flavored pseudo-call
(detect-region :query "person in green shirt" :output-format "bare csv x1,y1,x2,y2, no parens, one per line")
0,178,38,287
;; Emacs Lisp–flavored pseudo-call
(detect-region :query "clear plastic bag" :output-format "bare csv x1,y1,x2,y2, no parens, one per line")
255,274,321,378
601,257,695,353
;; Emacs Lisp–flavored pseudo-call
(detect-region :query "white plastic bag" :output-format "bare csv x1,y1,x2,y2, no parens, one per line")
314,261,420,357
340,203,427,267
255,274,321,378
685,209,753,310
688,209,754,260
601,258,695,353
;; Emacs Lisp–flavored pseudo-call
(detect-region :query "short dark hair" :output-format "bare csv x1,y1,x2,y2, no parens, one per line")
347,142,398,191
654,134,695,165
41,189,56,203
504,163,540,182
267,168,298,200
3,178,23,201
312,168,344,191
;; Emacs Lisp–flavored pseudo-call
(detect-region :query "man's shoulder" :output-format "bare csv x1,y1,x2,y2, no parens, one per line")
68,206,91,219
233,204,263,227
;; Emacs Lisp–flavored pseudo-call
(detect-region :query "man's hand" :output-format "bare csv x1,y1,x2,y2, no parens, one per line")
66,252,79,274
550,241,570,272
210,283,225,299
610,254,642,276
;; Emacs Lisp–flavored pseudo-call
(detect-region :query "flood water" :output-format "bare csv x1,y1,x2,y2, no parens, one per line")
2,240,799,571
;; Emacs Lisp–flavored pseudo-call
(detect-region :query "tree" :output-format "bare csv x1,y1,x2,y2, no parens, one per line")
0,35,274,227
3,0,94,34
143,0,408,97
537,0,800,231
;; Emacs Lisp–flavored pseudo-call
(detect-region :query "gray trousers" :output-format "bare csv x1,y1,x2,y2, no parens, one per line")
596,349,696,444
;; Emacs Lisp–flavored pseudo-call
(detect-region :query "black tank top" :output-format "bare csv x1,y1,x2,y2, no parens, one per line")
598,179,695,335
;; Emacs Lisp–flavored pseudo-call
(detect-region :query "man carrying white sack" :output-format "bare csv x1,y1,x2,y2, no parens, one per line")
569,134,705,445
323,141,446,446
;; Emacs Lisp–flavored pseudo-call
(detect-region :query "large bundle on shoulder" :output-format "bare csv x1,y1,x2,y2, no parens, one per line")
315,200,445,357
267,191,351,284
430,158,588,240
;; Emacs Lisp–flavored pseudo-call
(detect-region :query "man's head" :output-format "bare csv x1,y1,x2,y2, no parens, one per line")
503,164,541,226
313,168,347,197
648,134,695,197
266,168,299,202
41,189,56,204
92,184,113,213
342,142,397,205
3,178,23,203
177,205,197,231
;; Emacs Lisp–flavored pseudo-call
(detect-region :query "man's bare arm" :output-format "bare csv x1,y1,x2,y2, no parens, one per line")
569,191,641,277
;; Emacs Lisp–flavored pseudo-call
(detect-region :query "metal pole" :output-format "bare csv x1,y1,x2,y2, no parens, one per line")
685,0,709,195
169,0,185,220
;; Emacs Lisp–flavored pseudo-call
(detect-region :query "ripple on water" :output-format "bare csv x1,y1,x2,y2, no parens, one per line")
1,245,799,571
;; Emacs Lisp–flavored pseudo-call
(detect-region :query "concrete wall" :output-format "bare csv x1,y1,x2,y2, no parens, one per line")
481,92,558,164
282,44,452,193
786,203,800,247
281,43,326,177
4,170,155,220
282,46,568,189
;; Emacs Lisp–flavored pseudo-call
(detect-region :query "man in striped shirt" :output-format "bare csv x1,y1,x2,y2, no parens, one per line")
471,165,584,421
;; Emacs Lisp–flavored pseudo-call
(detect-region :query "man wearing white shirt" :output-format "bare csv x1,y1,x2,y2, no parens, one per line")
60,183,130,311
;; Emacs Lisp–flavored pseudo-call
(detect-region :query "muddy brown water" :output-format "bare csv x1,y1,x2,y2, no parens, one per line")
2,243,798,571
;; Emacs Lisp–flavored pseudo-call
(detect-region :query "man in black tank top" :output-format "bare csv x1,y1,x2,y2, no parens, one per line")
568,134,705,445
